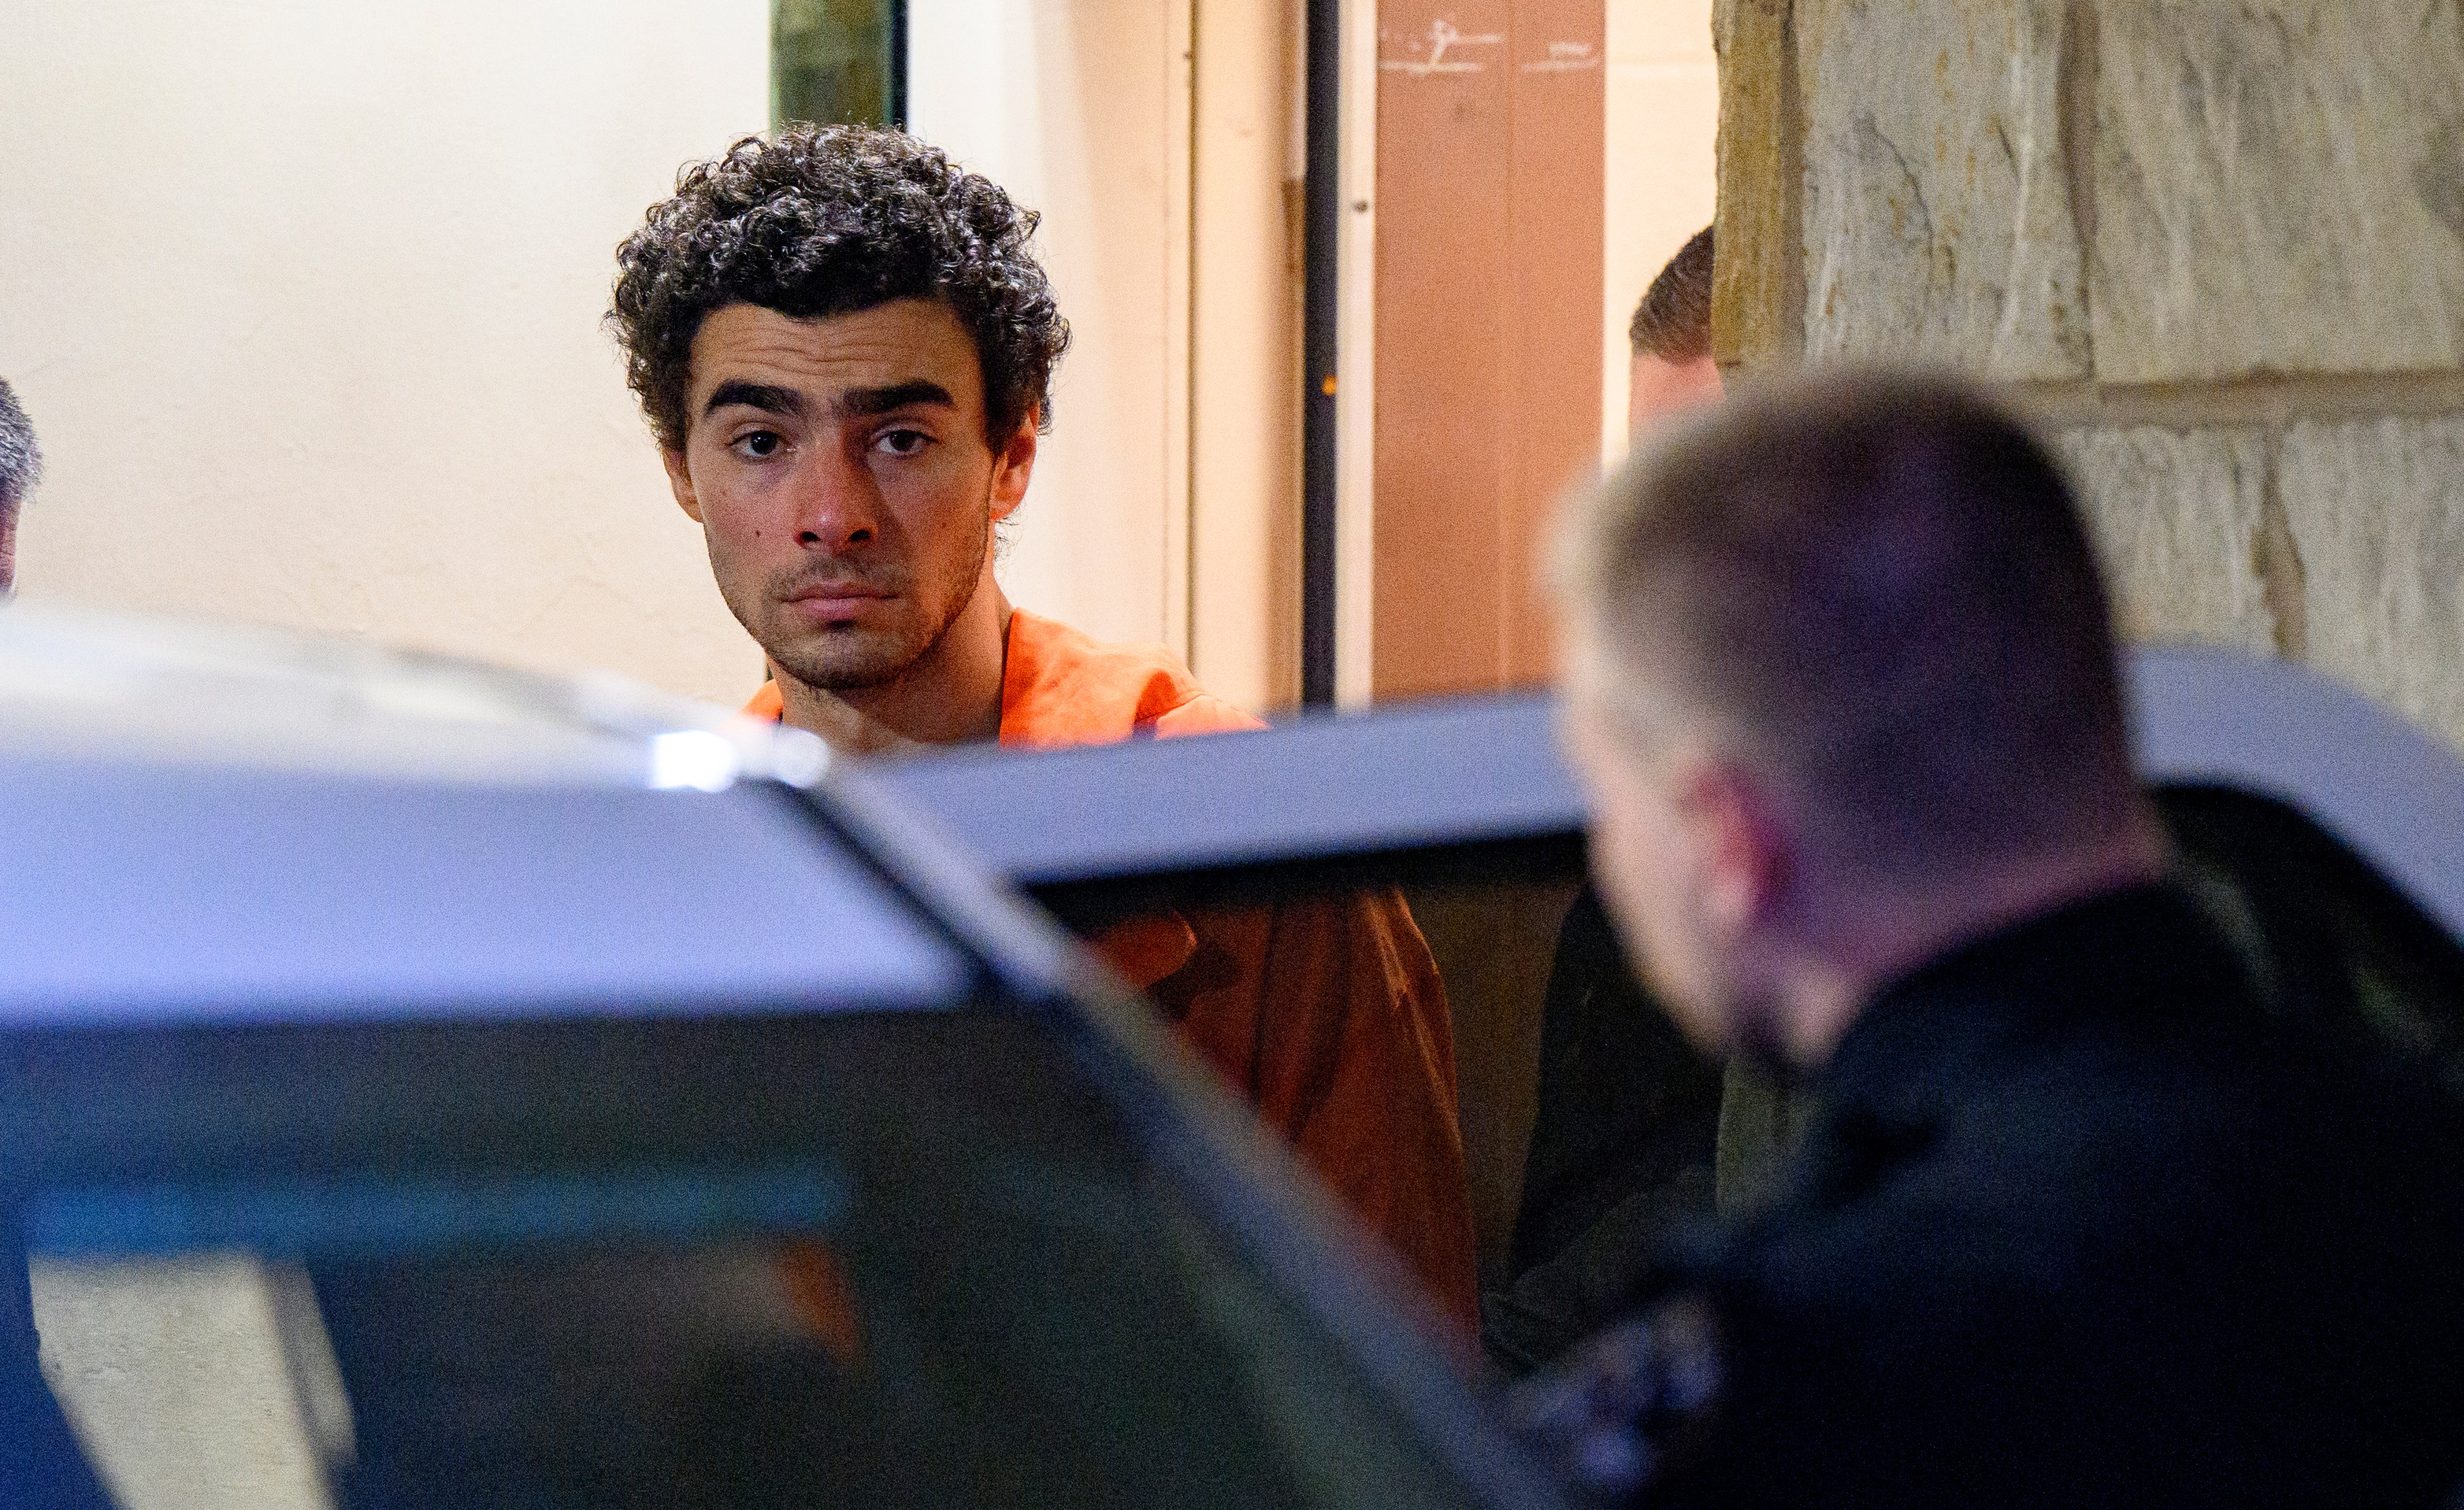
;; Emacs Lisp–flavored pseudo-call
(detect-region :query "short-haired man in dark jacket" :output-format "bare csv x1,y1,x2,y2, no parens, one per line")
1520,370,2464,1507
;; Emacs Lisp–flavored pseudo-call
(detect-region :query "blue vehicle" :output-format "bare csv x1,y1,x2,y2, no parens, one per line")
10,606,2460,1508
0,608,1566,1510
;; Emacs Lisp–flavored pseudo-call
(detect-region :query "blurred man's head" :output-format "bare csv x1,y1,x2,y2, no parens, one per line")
0,378,38,598
609,126,1068,701
1627,227,1722,443
1555,371,2163,1067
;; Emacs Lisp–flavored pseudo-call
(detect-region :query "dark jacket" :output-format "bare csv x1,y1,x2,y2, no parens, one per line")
1604,884,2464,1508
1497,788,2464,1387
1484,890,1724,1375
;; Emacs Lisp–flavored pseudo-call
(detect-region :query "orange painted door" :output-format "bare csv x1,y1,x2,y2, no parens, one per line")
1373,2,1606,700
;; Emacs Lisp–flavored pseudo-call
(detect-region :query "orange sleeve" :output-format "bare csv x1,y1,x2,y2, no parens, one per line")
1152,890,1479,1335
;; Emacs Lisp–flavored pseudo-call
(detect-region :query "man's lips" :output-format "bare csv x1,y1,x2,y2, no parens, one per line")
785,583,895,603
782,583,896,622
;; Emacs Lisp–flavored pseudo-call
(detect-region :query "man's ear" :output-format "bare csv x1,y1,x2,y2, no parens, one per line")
988,409,1039,524
1681,761,1796,948
662,447,705,524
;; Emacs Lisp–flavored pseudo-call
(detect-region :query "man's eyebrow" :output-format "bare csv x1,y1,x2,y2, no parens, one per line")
835,381,956,418
703,381,805,419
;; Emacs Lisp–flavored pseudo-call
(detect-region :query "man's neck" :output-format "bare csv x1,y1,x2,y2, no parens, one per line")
778,574,1013,748
1773,816,2174,1069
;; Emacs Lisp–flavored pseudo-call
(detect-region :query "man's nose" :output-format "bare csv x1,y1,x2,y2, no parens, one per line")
791,443,881,551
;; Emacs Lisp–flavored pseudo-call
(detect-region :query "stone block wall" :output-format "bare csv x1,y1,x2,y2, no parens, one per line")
1711,0,2464,746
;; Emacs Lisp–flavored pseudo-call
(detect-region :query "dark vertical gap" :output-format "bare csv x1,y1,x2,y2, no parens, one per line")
2057,0,2098,370
1777,0,1807,356
1301,0,1342,708
888,0,909,128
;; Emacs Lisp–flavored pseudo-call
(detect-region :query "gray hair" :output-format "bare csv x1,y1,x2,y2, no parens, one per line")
0,379,38,507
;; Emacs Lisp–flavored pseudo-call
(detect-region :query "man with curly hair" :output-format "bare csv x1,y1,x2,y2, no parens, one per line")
610,126,1478,1327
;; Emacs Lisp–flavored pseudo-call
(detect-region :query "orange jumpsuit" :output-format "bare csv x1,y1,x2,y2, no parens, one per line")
749,608,1479,1329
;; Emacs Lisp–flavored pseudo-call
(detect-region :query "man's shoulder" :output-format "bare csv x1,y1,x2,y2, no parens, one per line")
1677,1025,2464,1506
1716,988,2464,1321
1002,609,1263,748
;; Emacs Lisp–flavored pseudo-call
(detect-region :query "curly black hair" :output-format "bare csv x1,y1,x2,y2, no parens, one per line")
0,377,38,506
610,125,1070,452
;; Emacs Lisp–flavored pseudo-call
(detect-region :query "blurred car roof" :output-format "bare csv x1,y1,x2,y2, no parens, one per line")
0,604,968,1023
871,647,2464,941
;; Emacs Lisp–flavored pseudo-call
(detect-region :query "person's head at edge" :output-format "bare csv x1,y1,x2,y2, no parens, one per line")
1553,370,2171,1071
608,125,1070,744
0,377,38,599
1628,226,1722,443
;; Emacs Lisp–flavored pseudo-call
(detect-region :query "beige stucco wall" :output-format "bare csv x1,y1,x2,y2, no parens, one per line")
1190,1,1308,713
916,0,1723,705
909,0,1197,671
911,0,1308,714
0,1,774,705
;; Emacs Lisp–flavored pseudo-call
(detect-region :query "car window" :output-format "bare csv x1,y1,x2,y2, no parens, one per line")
1031,836,1722,1317
1703,783,2464,1221
1032,776,2464,1382
2,1009,1493,1510
2161,783,2464,1095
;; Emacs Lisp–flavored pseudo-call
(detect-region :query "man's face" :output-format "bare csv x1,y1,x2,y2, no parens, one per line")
1627,352,1724,446
1566,690,1734,1052
664,300,1034,692
1562,622,1797,1058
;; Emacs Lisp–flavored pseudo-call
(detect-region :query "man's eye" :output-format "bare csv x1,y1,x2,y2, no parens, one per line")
874,428,931,457
732,431,785,459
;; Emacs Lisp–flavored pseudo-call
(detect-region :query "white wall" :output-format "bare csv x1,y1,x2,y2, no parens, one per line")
1602,0,1720,462
1190,1,1305,712
908,0,1194,661
0,1,1704,709
0,1,771,704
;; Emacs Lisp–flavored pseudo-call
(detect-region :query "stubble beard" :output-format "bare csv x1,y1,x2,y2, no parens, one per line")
753,496,994,696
